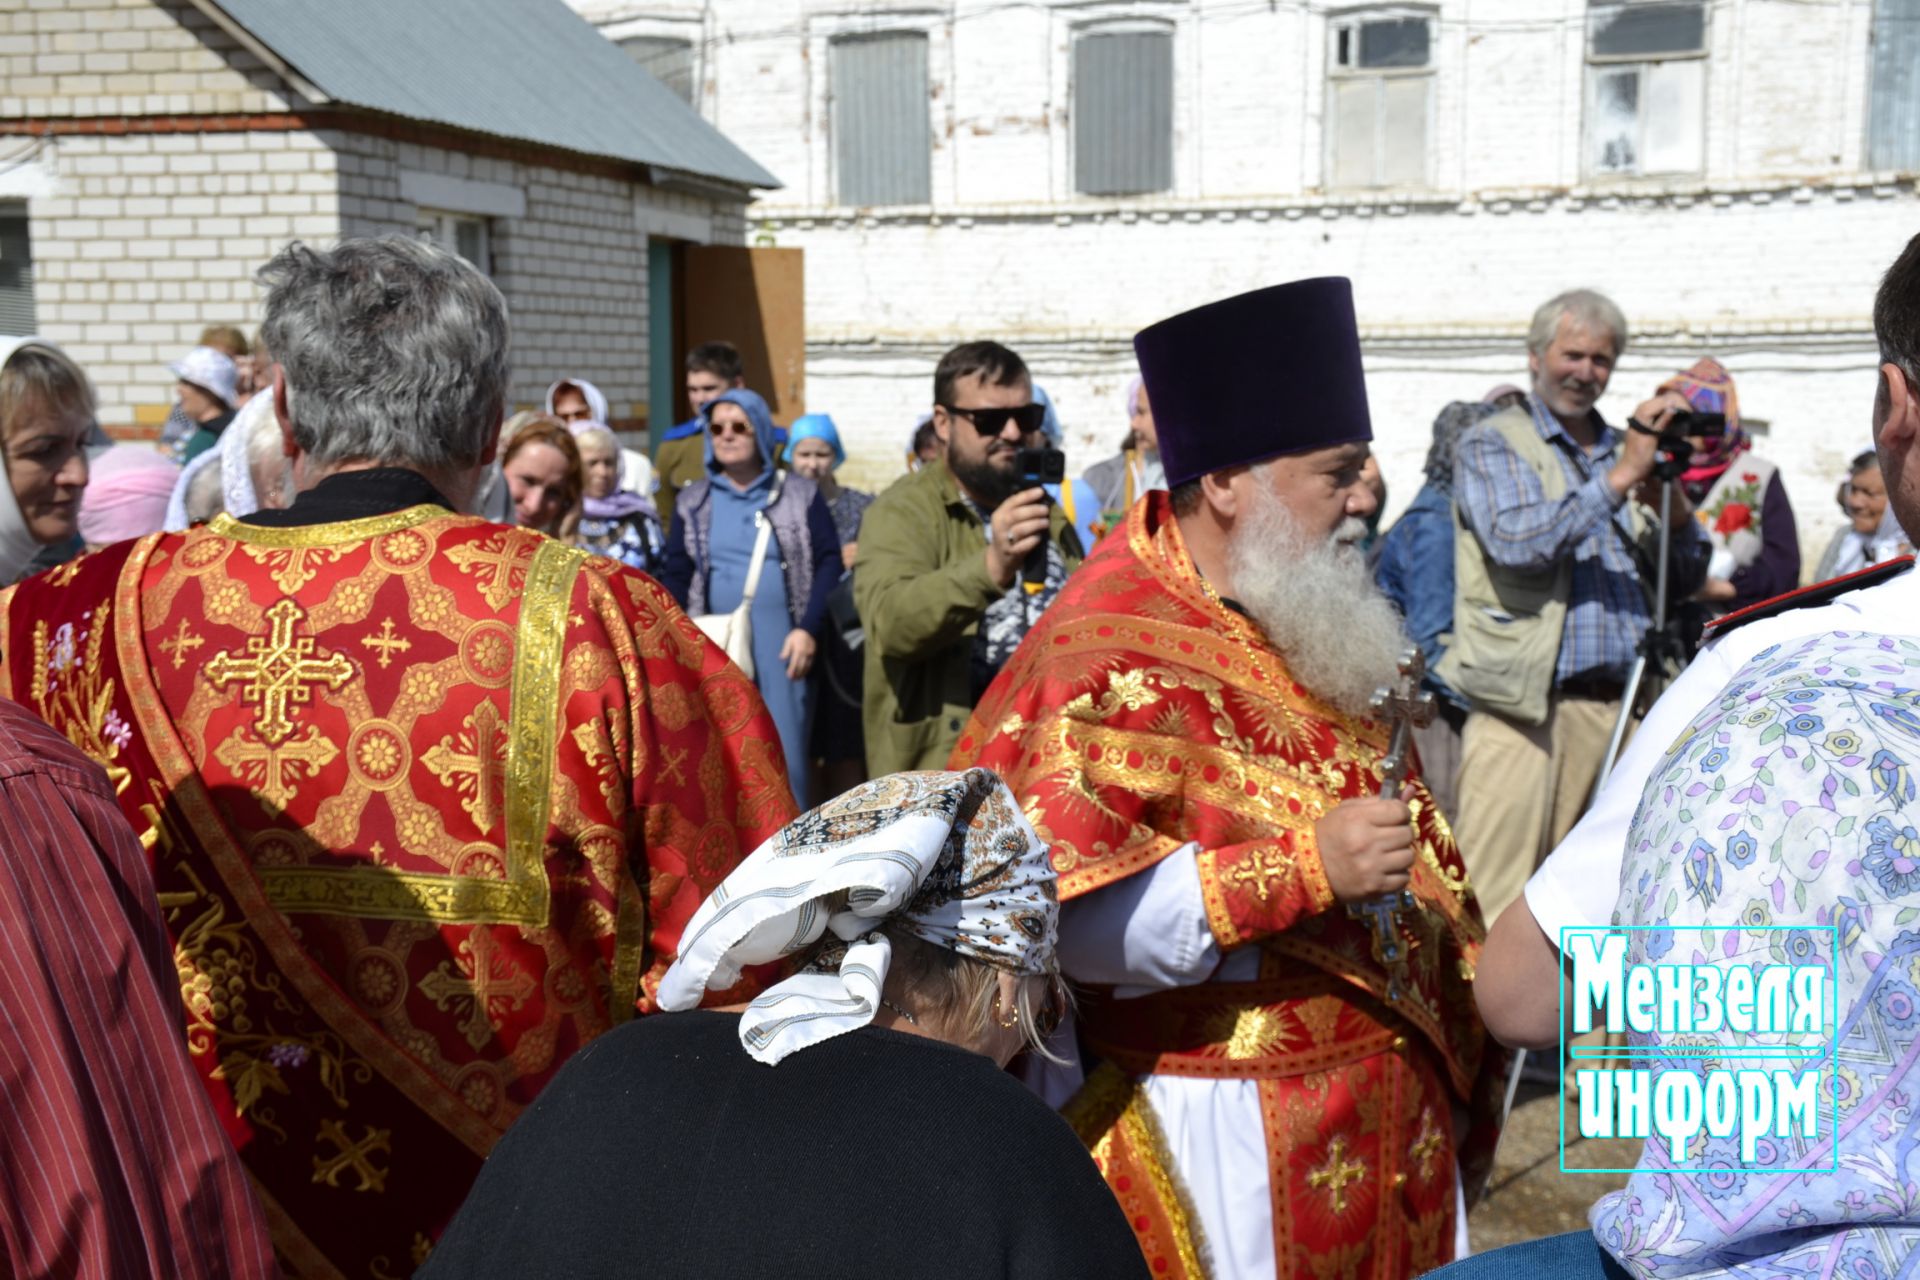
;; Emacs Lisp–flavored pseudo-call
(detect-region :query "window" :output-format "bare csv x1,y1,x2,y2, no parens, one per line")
1327,12,1433,189
620,35,696,105
416,210,489,273
1868,0,1920,171
1585,1,1707,177
0,208,33,337
1074,26,1174,197
831,32,932,207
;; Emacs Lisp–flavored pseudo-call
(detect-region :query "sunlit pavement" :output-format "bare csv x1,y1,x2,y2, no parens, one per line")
1464,1080,1643,1257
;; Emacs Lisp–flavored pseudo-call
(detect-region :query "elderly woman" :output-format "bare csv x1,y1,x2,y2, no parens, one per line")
659,389,839,807
1816,449,1912,580
570,420,663,571
0,339,94,584
786,413,872,796
417,769,1149,1280
1660,358,1799,625
1438,629,1920,1277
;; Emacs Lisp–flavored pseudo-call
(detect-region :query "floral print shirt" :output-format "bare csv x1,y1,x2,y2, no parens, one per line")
1598,630,1920,1278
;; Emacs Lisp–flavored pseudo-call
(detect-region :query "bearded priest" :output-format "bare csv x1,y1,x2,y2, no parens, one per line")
950,278,1506,1278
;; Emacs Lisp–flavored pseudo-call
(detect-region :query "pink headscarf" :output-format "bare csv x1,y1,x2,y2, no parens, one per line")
79,445,179,546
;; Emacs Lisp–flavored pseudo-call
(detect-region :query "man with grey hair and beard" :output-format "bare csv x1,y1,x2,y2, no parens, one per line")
0,236,796,1273
1439,288,1709,929
951,279,1505,1279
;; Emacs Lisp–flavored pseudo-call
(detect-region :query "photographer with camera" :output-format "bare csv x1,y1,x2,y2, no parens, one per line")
1436,290,1710,927
1658,358,1801,638
853,342,1084,776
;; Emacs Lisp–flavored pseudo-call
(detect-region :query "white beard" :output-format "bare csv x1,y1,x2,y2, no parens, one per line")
1225,485,1413,719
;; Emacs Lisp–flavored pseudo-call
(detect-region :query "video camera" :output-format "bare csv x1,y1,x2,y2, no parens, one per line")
1627,409,1726,476
1018,446,1066,487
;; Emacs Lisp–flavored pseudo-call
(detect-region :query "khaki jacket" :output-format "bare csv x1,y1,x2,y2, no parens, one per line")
853,461,1083,776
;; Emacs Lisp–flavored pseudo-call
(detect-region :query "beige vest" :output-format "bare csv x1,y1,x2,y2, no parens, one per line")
1435,407,1653,727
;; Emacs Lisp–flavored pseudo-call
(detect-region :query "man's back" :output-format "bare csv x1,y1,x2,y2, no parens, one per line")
0,480,795,1273
0,696,274,1279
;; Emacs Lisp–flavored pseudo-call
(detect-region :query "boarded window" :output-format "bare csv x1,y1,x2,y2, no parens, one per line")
1869,0,1920,170
620,35,697,105
1074,28,1174,197
1585,1,1706,176
0,210,34,337
832,33,932,207
1328,13,1433,189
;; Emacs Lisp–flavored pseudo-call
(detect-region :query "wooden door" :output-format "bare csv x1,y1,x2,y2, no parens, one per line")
678,245,806,425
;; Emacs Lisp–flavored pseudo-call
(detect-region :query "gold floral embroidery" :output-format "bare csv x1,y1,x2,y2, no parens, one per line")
29,603,132,795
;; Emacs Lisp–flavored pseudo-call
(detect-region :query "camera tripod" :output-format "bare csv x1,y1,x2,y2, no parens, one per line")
1594,427,1696,786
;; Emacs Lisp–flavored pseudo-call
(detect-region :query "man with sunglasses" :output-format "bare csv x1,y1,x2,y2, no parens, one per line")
854,341,1084,777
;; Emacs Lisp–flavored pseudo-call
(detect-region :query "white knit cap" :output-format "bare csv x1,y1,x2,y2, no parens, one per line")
168,346,238,409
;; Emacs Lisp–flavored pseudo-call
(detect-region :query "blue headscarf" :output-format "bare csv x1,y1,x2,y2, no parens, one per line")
703,388,780,482
784,413,845,468
1032,385,1063,444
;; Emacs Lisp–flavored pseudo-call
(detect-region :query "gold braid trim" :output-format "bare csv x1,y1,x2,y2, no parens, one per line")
1064,1063,1213,1280
210,504,450,548
502,539,586,927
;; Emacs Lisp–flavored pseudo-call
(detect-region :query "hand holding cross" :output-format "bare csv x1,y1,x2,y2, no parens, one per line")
1344,648,1435,1004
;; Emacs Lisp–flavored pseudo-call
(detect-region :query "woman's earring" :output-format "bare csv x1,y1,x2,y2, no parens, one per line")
995,993,1020,1030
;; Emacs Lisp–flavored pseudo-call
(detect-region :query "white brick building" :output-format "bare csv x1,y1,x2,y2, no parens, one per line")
576,0,1919,568
0,0,775,437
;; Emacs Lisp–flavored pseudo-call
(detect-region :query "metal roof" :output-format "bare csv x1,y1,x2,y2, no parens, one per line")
198,0,779,191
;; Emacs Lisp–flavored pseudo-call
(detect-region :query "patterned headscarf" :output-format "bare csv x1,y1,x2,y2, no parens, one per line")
1599,631,1920,1276
1422,400,1501,491
660,769,1059,1065
1660,357,1749,499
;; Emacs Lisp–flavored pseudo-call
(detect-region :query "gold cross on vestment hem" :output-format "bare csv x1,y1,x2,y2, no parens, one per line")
311,1120,391,1193
1306,1135,1368,1213
205,598,355,745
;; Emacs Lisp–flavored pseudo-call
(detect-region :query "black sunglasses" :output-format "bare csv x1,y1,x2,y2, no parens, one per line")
941,403,1047,437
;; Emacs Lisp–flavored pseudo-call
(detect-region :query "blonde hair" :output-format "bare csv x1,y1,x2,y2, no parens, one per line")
880,926,1068,1064
1,344,96,447
198,324,251,358
500,414,583,535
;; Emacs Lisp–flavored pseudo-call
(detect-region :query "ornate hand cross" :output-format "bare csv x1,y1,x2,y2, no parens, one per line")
1346,648,1435,1004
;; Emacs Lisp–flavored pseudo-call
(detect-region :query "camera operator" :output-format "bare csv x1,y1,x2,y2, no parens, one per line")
853,342,1085,776
1435,289,1709,925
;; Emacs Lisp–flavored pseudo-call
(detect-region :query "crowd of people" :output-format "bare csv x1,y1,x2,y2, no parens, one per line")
2,227,1919,1280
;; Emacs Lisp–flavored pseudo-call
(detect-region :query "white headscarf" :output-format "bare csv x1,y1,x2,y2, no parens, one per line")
544,377,609,425
164,386,274,529
660,769,1059,1066
0,337,79,582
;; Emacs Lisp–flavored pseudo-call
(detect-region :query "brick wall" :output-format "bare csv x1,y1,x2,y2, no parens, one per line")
571,0,1920,577
5,0,752,437
24,128,340,429
0,0,301,120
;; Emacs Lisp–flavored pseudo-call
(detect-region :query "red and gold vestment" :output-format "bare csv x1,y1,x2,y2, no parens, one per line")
950,492,1506,1279
0,504,796,1278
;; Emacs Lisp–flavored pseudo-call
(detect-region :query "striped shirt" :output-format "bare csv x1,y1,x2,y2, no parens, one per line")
1454,394,1709,684
0,698,274,1279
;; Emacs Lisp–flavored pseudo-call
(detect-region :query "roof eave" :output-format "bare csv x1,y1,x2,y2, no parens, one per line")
184,0,332,105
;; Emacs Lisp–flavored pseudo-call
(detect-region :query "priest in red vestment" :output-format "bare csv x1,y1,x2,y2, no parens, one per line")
0,237,796,1277
950,279,1506,1278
